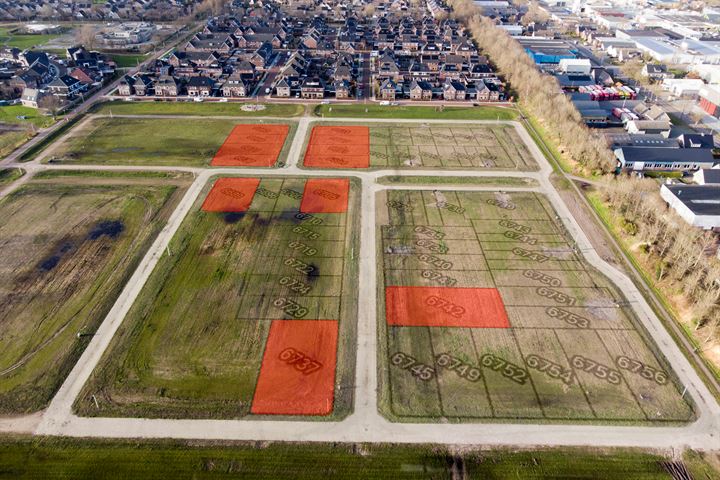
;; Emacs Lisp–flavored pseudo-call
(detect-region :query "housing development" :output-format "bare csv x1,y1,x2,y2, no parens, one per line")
1,0,720,477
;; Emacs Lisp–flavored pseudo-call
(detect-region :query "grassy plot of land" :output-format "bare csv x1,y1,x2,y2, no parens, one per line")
315,104,518,121
0,439,701,480
49,117,295,167
377,189,693,424
76,176,360,419
0,27,60,49
0,105,56,128
0,130,33,158
301,122,538,171
0,172,191,413
0,167,23,186
112,53,149,68
93,101,305,117
377,175,538,187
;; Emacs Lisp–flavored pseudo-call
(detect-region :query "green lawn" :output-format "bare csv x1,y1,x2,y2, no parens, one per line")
51,117,294,166
94,101,305,117
0,438,704,479
314,104,518,120
0,27,61,49
0,106,56,128
112,53,149,68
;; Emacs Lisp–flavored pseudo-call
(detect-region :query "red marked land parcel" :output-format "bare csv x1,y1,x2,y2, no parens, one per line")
212,124,289,167
201,177,260,212
385,286,510,328
304,126,370,168
300,178,350,213
251,320,338,415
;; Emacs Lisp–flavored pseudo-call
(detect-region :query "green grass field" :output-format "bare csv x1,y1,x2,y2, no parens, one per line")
112,53,149,68
377,189,693,424
0,167,23,186
0,105,56,128
50,117,295,167
76,175,360,419
302,122,538,171
0,27,60,49
1,438,703,479
0,172,191,413
94,101,305,117
315,104,518,121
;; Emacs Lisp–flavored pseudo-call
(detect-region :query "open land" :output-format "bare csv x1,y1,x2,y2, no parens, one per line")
47,117,296,167
0,171,191,413
0,438,706,480
377,189,693,424
0,112,715,454
300,122,538,171
75,175,360,419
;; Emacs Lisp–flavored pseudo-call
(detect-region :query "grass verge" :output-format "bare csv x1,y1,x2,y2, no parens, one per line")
0,167,23,186
19,116,81,162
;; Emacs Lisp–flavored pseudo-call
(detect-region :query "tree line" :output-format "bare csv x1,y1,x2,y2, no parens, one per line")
446,0,720,356
447,0,615,172
601,178,720,344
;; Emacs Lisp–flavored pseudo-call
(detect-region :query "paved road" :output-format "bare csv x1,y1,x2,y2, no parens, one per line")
1,116,718,450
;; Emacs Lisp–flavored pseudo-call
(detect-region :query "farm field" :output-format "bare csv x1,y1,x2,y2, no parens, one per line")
376,189,693,424
0,438,698,479
48,117,296,167
0,171,191,414
76,175,360,419
300,123,538,171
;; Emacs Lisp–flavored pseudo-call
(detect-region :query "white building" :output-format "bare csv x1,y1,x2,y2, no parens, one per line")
660,184,720,229
559,58,591,75
661,78,705,97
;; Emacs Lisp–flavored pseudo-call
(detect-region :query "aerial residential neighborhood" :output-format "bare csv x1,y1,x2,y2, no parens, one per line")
2,0,720,478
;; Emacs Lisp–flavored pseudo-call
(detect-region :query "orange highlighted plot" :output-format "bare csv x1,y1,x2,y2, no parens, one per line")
304,125,370,168
386,286,510,328
201,177,260,212
212,124,289,167
300,178,350,213
251,320,338,416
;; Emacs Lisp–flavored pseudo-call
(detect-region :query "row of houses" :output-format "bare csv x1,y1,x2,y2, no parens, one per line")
0,46,116,108
0,0,198,21
116,0,506,102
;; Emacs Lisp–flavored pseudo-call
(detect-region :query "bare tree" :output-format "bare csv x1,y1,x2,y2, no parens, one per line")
75,25,97,50
38,94,63,119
